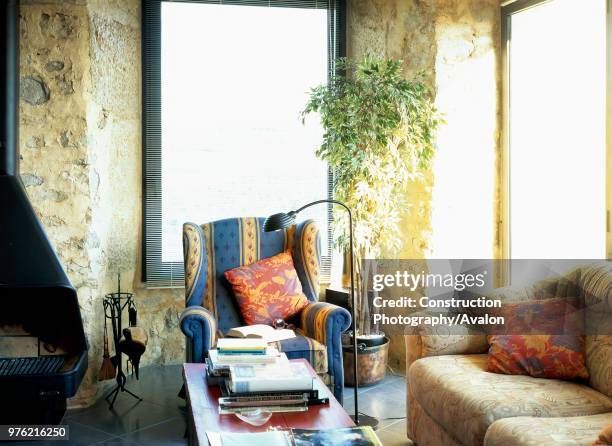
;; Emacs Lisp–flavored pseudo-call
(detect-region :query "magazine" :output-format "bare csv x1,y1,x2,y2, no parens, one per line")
292,427,383,446
207,427,382,446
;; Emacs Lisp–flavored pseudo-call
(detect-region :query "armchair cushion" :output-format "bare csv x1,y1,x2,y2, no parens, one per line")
224,251,310,325
272,332,328,375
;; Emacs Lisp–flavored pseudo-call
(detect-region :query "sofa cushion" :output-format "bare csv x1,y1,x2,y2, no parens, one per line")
409,354,612,446
484,413,612,446
592,423,612,446
487,298,588,379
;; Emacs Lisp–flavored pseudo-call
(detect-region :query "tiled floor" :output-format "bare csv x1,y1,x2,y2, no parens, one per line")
342,372,411,446
17,364,410,446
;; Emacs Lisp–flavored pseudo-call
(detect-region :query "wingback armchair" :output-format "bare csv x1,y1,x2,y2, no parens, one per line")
179,217,351,402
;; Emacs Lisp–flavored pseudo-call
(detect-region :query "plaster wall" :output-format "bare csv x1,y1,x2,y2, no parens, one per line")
347,0,502,372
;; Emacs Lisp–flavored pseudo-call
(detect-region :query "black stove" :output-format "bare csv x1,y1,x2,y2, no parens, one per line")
0,0,88,424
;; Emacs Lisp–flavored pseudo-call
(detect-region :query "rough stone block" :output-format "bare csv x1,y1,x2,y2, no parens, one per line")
20,75,50,105
40,12,77,40
21,173,44,187
44,60,65,72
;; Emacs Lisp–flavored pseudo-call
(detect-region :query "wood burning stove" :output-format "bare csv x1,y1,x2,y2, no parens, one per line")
0,0,88,424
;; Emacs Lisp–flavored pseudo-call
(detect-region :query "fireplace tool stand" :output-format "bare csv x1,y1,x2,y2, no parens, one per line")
103,276,142,409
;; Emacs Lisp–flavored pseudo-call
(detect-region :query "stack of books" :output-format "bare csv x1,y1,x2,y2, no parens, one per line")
219,361,328,414
205,346,282,385
205,338,329,414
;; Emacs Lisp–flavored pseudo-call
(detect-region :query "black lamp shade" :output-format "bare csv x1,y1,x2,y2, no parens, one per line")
263,212,296,232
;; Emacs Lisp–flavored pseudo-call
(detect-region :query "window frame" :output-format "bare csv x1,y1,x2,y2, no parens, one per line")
500,0,612,264
141,0,346,287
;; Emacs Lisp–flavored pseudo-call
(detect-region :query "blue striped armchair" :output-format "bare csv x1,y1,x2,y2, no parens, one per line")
179,217,351,402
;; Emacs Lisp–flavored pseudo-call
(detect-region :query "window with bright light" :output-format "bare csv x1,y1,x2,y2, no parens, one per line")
143,1,344,286
505,0,607,260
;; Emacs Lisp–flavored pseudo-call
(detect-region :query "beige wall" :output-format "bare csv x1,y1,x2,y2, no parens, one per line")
19,0,183,407
347,0,502,371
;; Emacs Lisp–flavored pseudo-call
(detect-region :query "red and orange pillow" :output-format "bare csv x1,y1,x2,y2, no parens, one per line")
224,251,309,326
486,298,588,379
591,424,612,446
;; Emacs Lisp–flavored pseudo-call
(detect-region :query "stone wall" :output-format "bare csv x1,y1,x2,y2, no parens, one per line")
19,0,184,407
347,0,502,372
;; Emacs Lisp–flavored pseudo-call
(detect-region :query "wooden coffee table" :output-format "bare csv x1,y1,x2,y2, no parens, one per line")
183,359,355,445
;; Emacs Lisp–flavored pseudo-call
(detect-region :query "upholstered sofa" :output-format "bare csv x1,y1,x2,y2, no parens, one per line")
405,262,612,446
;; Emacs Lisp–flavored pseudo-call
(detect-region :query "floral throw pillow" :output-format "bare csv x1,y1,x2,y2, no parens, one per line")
487,298,588,379
591,424,612,446
224,251,310,326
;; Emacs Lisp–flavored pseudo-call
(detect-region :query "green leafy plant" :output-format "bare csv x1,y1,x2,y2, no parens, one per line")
303,56,442,335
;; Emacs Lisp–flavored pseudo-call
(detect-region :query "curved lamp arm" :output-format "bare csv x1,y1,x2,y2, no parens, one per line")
264,199,359,424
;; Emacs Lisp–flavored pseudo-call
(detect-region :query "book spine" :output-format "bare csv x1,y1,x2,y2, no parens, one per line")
223,382,319,399
218,350,266,355
218,405,307,415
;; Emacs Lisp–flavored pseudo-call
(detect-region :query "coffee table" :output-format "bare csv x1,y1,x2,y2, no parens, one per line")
183,359,355,445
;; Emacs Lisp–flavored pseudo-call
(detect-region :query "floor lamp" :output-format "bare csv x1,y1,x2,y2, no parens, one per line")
264,199,378,428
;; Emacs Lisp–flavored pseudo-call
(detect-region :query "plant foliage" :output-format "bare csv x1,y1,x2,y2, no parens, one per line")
303,56,442,261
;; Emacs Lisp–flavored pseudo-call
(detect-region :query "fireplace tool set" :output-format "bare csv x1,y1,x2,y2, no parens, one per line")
100,274,148,409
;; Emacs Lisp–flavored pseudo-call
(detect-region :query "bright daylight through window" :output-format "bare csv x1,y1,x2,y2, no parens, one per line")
160,2,329,265
508,0,607,260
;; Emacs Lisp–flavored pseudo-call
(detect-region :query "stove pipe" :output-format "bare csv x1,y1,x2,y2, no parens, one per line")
0,0,19,176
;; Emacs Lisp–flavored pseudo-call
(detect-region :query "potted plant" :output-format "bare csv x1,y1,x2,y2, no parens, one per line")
303,56,441,385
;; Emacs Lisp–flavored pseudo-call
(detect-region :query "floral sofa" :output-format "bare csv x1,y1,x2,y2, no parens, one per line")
405,262,612,446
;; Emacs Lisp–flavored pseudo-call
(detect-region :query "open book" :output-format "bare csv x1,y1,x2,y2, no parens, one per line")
226,324,295,343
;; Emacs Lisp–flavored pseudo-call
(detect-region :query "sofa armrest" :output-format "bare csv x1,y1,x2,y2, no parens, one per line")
179,306,217,363
404,312,488,370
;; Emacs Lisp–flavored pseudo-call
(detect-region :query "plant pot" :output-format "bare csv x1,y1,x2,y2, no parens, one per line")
355,332,387,349
342,336,389,387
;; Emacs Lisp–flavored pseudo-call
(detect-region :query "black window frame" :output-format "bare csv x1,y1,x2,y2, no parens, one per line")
142,0,346,287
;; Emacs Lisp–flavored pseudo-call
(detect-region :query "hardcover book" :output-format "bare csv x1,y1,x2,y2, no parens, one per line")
228,361,313,393
216,338,268,354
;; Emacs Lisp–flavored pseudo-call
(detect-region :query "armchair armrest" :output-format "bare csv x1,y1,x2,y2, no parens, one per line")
299,302,351,402
180,306,217,363
300,301,351,346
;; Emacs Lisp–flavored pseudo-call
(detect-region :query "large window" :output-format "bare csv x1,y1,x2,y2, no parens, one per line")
502,0,608,260
143,0,345,286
